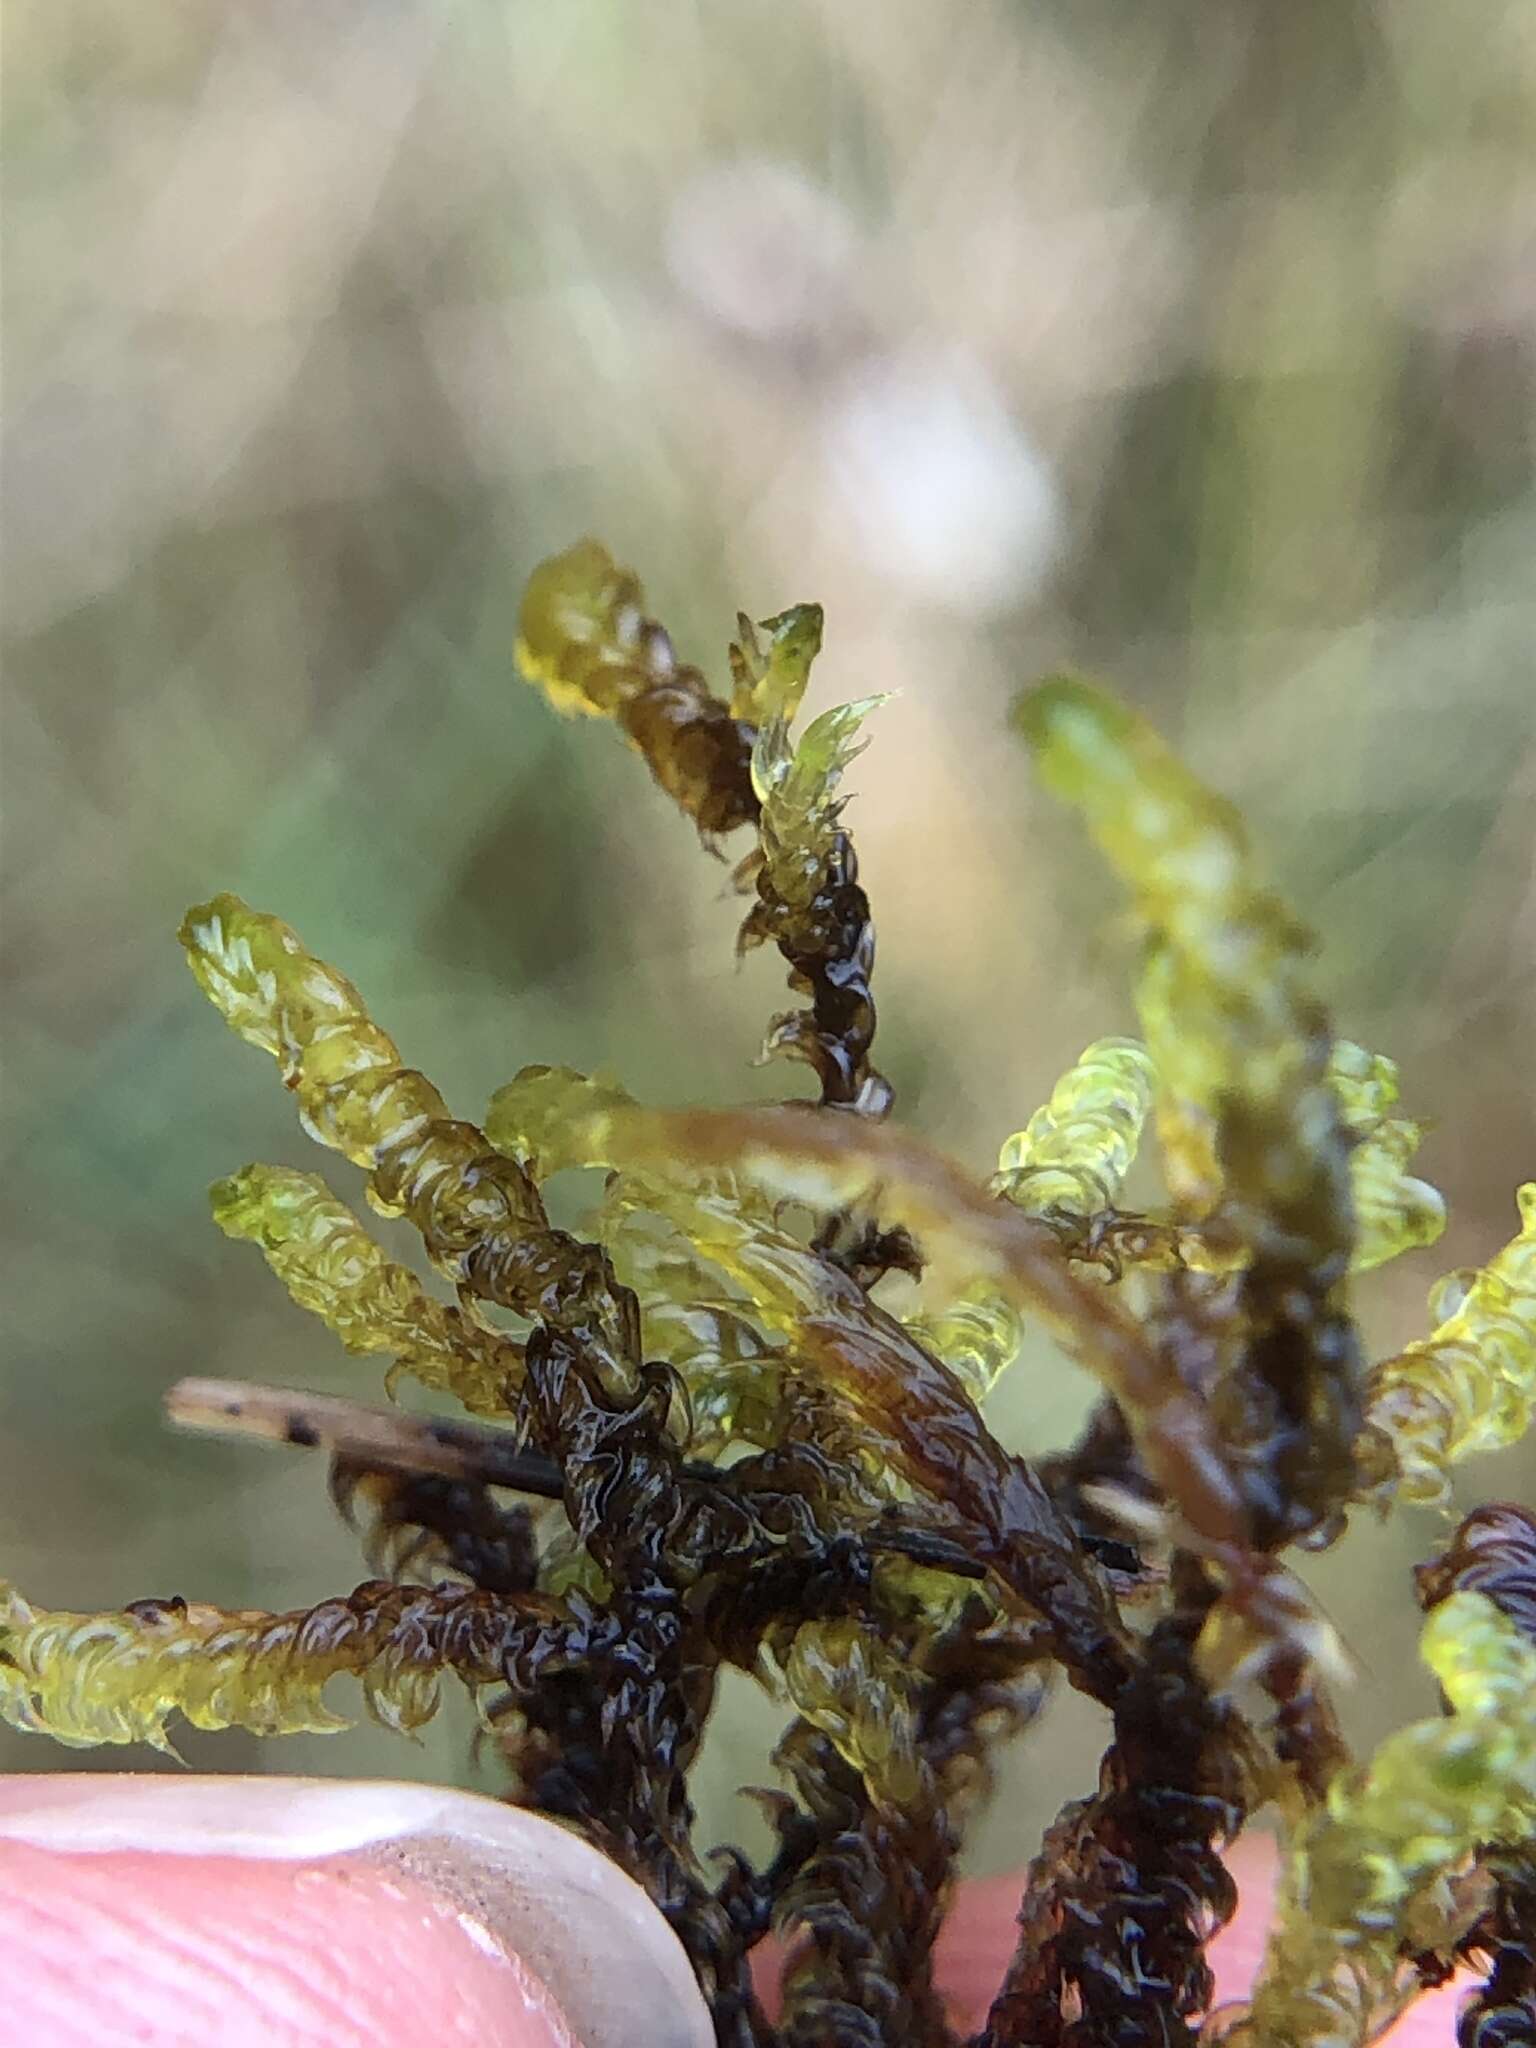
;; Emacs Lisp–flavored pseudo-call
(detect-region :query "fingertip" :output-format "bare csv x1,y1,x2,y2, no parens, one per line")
0,1776,711,2048
0,1834,576,2048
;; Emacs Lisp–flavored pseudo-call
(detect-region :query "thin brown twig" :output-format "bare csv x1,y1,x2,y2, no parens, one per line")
165,1377,564,1496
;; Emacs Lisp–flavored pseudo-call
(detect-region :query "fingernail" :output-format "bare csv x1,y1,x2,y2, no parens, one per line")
0,1775,711,2048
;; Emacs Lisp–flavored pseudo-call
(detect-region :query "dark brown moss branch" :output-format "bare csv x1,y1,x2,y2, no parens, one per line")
1211,1068,1364,1549
509,1324,997,2044
768,1604,1046,2048
1455,1854,1536,2048
1417,1504,1536,2048
736,705,891,1115
1415,1503,1536,1644
329,1461,541,1596
974,1560,1248,2048
773,1718,952,2048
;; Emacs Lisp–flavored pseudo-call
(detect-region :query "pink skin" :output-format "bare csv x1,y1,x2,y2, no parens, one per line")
0,1840,578,2048
0,1780,1469,2045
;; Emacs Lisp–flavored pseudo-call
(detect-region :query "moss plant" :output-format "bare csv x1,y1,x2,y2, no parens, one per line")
3,541,1533,2047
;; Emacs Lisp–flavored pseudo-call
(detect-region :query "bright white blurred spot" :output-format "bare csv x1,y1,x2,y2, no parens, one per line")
665,157,855,339
823,349,1063,612
455,1910,505,1961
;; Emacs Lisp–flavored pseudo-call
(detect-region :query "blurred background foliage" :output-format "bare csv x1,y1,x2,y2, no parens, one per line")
3,0,1533,1877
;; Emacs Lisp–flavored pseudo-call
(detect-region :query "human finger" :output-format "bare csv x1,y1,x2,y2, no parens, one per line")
0,1774,710,2048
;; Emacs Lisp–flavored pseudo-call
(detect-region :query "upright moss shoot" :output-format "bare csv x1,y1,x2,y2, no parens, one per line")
2,540,1531,2047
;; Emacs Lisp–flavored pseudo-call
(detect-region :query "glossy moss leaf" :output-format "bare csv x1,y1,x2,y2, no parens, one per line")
1217,1593,1536,2047
987,1031,1227,1291
486,1065,785,1452
515,538,757,835
1017,676,1361,1544
1363,1183,1536,1506
212,1163,519,1416
778,1616,923,1810
993,1037,1156,1219
1015,677,1338,1218
0,1578,519,1752
1329,1039,1446,1274
905,1282,1024,1405
180,895,636,1389
744,693,892,1115
484,1062,640,1177
728,603,823,727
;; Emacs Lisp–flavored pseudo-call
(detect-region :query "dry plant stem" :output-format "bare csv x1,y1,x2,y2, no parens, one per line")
168,1377,989,1592
167,1377,568,1497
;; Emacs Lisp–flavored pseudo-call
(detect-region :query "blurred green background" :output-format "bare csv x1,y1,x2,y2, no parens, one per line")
4,1,1533,1878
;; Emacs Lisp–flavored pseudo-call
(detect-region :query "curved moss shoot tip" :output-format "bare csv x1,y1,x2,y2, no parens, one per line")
1012,674,1144,799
